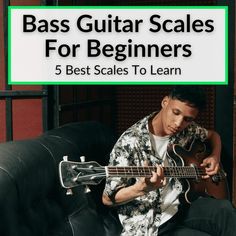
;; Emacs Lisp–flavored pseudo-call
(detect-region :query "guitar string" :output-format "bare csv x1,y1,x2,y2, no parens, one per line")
107,167,204,175
106,167,224,179
75,167,223,178
107,167,219,174
73,166,224,182
76,166,223,176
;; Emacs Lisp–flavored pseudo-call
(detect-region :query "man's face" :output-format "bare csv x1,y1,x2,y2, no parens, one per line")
161,97,199,135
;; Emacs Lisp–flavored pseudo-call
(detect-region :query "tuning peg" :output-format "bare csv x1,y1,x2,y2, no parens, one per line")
63,155,68,161
84,185,91,193
80,156,85,162
66,188,73,195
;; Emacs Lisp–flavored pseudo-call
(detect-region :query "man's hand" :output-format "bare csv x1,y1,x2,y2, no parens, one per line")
200,155,220,179
137,165,166,193
103,164,167,206
202,130,221,179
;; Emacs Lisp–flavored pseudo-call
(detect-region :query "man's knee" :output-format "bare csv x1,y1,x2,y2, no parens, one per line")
215,199,233,210
170,226,211,236
210,199,235,218
187,197,234,219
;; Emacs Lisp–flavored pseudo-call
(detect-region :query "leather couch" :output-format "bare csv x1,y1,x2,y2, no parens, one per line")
0,121,122,236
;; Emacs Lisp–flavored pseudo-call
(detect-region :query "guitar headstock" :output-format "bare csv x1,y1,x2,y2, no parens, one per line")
59,160,106,189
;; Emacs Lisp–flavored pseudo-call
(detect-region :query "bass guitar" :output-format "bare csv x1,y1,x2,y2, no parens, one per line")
59,140,229,204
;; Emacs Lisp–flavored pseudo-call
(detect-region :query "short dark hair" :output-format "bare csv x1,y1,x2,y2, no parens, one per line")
169,86,206,111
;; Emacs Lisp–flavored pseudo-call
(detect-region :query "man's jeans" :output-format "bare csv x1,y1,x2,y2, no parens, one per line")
159,197,236,236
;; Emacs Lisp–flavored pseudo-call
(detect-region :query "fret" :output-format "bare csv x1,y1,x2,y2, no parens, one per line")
137,166,140,176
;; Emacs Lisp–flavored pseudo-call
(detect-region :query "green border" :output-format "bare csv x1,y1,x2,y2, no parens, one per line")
8,6,228,85
8,6,228,9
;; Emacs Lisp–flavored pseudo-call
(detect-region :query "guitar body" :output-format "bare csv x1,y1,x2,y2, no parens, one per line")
167,140,229,203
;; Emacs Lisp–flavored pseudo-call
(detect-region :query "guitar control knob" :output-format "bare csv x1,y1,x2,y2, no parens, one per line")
66,188,73,195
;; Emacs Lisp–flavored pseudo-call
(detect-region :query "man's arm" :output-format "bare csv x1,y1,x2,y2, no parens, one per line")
102,165,165,206
201,130,221,176
102,183,145,206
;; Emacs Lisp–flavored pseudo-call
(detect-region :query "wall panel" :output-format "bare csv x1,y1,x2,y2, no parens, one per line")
12,99,43,140
0,0,5,90
0,0,48,141
116,86,215,135
0,101,6,142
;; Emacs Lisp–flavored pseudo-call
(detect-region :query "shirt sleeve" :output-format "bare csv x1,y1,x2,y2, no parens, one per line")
103,130,138,199
188,122,208,141
169,122,208,147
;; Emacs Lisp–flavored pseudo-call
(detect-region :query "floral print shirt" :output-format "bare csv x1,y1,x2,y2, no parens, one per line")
103,112,208,236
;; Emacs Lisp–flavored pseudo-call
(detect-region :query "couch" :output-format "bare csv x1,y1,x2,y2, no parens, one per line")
0,121,122,236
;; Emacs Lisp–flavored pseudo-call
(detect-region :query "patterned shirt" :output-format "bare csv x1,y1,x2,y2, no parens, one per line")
103,112,208,236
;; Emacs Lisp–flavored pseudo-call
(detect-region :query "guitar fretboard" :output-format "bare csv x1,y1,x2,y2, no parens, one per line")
107,166,207,179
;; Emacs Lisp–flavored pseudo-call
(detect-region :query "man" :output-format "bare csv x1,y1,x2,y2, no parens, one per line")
102,86,236,236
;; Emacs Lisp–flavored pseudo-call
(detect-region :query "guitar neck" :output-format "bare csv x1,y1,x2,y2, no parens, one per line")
106,166,203,179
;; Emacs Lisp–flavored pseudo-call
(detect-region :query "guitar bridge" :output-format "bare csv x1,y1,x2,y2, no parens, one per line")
211,169,227,183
